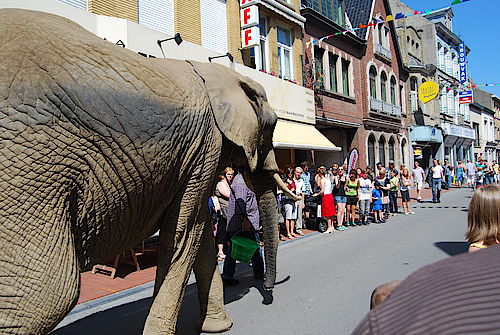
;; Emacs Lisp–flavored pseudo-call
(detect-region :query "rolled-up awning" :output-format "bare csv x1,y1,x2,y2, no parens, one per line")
273,120,340,151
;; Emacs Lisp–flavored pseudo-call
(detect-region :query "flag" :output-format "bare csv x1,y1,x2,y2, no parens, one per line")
386,15,394,21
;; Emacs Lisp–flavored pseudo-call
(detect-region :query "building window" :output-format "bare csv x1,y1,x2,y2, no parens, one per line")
401,139,407,164
139,0,174,35
380,71,387,102
329,53,338,92
378,136,386,167
388,137,395,162
378,23,384,46
277,26,292,80
369,66,377,98
342,59,350,96
258,16,268,72
57,0,87,10
368,135,376,169
314,46,324,89
201,0,228,54
409,77,418,112
390,76,397,105
473,122,480,147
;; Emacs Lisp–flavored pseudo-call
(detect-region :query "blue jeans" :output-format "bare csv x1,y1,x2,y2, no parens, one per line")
389,191,398,213
222,231,264,280
447,175,453,188
432,178,442,202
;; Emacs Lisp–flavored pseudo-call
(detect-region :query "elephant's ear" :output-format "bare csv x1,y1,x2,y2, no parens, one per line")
188,61,271,172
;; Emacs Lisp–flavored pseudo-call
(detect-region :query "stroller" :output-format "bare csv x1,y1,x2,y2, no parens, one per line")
303,195,328,233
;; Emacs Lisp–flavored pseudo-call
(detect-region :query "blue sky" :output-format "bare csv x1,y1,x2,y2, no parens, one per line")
401,0,500,97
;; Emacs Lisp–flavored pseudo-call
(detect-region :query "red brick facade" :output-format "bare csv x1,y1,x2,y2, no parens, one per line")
302,0,410,169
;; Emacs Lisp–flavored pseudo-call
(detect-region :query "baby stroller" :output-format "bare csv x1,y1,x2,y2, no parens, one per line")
303,195,328,233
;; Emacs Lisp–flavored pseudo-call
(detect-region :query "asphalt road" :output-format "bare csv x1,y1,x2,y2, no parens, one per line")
53,188,471,335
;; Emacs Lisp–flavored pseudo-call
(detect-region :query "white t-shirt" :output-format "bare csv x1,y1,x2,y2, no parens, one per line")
358,178,372,200
322,177,333,195
294,178,305,195
432,165,444,179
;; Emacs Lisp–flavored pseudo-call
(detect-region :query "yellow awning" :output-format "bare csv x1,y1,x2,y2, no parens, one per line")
273,120,340,151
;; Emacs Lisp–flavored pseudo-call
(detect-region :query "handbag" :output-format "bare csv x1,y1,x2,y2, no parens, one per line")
382,196,390,205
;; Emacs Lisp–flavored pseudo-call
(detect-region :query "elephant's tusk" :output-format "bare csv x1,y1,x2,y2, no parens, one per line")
270,172,301,201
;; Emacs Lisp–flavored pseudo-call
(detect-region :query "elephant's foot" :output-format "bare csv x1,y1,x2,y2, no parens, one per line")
200,312,233,333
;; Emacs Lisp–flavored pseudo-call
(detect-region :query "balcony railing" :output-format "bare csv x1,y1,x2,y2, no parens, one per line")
370,97,401,117
375,44,392,61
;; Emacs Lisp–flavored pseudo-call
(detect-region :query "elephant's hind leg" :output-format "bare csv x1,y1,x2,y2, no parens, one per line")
0,211,80,334
193,221,232,333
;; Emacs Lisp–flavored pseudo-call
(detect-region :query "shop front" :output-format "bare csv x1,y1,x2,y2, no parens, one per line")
440,122,476,166
408,126,443,171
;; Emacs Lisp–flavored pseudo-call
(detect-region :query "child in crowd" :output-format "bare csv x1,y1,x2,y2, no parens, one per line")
388,169,400,215
466,185,500,252
371,182,384,223
358,170,372,225
475,167,484,189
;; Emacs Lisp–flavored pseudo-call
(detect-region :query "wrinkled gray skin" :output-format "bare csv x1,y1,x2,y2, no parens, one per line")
0,9,288,335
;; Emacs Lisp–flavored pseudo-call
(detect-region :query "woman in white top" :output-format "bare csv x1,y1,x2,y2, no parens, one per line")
313,166,336,233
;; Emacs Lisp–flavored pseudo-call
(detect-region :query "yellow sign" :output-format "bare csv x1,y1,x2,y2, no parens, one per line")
414,148,422,156
418,81,439,103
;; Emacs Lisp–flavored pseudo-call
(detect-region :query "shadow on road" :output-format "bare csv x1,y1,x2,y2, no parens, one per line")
434,241,468,256
53,263,287,335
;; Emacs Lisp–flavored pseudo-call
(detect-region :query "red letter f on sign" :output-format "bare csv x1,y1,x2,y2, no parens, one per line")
244,29,252,46
243,7,251,25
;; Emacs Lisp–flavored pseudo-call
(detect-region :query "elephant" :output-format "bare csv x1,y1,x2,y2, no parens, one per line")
0,9,297,335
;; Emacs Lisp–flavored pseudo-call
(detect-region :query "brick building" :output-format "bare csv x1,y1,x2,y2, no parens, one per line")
301,0,366,166
302,0,409,169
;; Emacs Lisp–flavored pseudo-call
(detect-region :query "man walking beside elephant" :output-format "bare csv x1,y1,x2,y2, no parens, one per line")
222,171,264,286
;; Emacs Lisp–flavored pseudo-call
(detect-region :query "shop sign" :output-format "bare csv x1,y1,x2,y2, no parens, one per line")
459,42,467,84
441,122,476,140
458,90,473,105
418,81,439,103
240,1,259,49
414,148,423,156
240,5,258,28
241,26,259,49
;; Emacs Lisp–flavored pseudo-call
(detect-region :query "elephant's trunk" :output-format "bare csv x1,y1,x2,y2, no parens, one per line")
252,171,279,291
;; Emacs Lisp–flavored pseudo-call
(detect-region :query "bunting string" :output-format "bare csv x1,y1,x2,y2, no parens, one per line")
446,83,500,91
305,0,472,48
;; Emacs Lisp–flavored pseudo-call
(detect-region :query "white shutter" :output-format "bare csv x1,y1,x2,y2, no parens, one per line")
201,0,228,54
138,0,174,35
56,0,87,10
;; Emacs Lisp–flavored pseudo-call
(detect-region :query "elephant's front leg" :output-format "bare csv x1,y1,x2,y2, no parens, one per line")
193,219,232,333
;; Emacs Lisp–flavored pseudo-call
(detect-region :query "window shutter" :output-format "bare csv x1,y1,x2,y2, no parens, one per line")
200,0,228,54
56,0,87,10
138,0,174,35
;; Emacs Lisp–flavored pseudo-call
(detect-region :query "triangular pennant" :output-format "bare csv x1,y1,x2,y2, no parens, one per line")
386,15,394,21
359,23,369,28
451,0,461,4
414,10,423,15
425,10,432,15
368,22,377,27
395,13,405,19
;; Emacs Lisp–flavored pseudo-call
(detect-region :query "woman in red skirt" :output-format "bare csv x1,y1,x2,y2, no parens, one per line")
313,166,336,233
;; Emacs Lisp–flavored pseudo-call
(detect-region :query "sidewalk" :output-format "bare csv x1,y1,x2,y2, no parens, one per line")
76,185,456,305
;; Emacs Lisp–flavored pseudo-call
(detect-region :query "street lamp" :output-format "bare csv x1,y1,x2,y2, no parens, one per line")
157,33,183,57
208,52,234,63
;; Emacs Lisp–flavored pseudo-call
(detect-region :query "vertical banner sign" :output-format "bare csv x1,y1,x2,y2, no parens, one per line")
347,148,359,175
459,90,473,104
240,0,259,49
459,42,467,84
